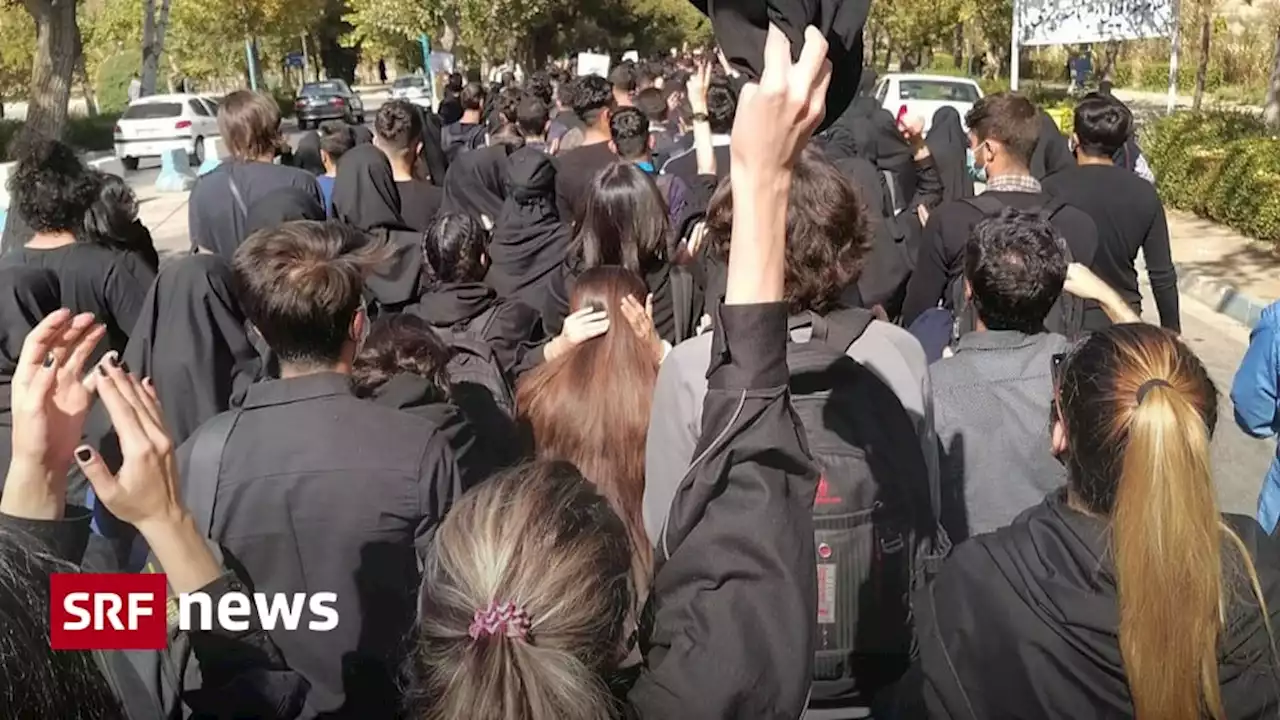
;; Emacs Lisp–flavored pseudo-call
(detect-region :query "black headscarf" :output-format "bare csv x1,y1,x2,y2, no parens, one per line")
332,144,411,232
487,147,572,309
294,131,326,175
352,124,374,145
245,187,327,236
441,144,511,222
1030,111,1074,180
926,106,974,201
120,254,261,445
0,266,59,485
415,107,450,185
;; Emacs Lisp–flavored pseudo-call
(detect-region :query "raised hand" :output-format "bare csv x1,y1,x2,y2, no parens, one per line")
545,307,610,362
620,294,665,363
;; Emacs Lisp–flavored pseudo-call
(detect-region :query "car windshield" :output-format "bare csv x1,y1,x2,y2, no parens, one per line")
898,80,980,103
393,77,425,88
301,82,344,97
122,102,183,120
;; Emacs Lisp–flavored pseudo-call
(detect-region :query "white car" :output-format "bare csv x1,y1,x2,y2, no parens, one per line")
873,74,984,133
114,94,220,170
390,75,434,108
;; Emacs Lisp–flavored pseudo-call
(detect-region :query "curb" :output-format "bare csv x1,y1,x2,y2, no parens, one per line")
1176,264,1272,329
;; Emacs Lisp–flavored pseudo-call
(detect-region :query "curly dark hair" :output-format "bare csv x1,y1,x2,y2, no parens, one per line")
352,314,452,402
9,136,101,234
571,75,613,125
705,147,870,316
964,208,1067,332
526,71,554,106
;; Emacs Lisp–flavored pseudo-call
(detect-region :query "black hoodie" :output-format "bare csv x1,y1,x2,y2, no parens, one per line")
403,282,542,378
914,490,1280,719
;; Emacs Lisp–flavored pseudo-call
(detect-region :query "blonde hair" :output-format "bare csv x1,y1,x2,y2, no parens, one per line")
409,462,634,720
1057,324,1275,719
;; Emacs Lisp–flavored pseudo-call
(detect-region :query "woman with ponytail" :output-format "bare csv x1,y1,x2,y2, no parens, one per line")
914,323,1280,719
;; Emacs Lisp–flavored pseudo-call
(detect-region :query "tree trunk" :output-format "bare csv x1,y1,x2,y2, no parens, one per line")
21,0,80,138
140,0,172,96
1101,40,1120,82
1264,27,1280,128
77,55,97,117
1192,4,1212,111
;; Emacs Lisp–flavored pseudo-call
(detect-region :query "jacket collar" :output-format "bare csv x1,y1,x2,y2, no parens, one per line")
955,328,1048,353
242,372,352,410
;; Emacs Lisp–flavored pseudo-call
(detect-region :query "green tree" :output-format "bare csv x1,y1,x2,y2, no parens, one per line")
0,4,35,114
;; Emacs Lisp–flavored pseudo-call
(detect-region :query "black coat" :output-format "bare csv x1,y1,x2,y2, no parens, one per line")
404,282,542,378
914,491,1280,719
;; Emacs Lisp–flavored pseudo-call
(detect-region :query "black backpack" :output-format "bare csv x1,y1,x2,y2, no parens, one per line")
433,306,516,419
949,195,1085,341
441,123,487,163
786,309,950,704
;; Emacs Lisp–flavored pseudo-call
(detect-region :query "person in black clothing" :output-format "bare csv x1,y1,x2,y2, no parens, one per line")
914,324,1280,719
174,221,467,717
292,130,326,175
438,72,465,126
526,70,555,106
245,186,326,236
487,147,573,314
925,106,974,202
1043,93,1180,331
374,100,444,232
660,77,736,184
188,90,323,260
1,309,306,719
82,171,160,273
636,87,689,168
901,92,1098,327
611,106,692,234
407,212,541,378
0,265,60,481
554,75,618,221
0,138,154,362
548,74,586,147
1029,109,1075,180
611,61,639,107
516,94,552,154
441,82,488,162
487,85,524,135
408,30,830,717
440,144,512,224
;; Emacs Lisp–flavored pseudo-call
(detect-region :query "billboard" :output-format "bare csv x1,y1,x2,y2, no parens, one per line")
1018,0,1174,46
577,52,611,78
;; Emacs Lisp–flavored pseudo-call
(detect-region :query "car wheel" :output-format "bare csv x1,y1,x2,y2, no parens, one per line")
122,156,139,171
192,136,205,166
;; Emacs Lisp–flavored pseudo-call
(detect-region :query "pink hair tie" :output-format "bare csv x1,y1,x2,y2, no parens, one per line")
468,600,532,642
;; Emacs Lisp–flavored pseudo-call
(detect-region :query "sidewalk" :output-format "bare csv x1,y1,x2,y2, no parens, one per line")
1167,210,1280,327
135,184,191,259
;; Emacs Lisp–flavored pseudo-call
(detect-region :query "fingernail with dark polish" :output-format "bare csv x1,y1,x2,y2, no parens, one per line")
119,360,130,374
97,364,108,376
42,352,54,368
75,448,92,463
106,353,119,367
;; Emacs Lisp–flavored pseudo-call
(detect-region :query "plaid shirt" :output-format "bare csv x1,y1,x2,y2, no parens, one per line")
984,173,1043,194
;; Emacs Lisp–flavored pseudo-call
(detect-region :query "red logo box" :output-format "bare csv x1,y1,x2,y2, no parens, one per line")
50,573,167,650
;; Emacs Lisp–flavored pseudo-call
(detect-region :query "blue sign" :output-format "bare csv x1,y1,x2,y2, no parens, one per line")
285,51,305,69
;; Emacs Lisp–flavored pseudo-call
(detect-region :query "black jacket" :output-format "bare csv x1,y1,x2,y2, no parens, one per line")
914,491,1280,719
404,282,542,378
627,301,820,718
542,261,703,345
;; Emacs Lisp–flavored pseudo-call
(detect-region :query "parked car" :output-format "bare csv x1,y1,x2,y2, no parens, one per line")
114,94,220,171
873,73,984,132
390,75,434,108
295,80,364,129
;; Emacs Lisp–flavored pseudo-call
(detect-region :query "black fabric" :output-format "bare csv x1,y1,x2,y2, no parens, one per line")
397,179,445,232
488,147,573,313
352,124,374,145
441,144,512,222
244,186,327,236
438,95,463,126
0,265,60,482
1043,164,1180,332
441,121,487,163
915,490,1280,719
189,161,323,260
332,144,412,232
925,106,974,202
693,0,870,133
554,141,618,221
833,154,911,310
661,144,732,188
404,282,542,377
0,242,155,363
1030,111,1075,180
414,107,450,185
543,261,702,344
293,131,326,175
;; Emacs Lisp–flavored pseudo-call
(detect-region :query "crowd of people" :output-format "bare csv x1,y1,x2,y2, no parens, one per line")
0,16,1278,720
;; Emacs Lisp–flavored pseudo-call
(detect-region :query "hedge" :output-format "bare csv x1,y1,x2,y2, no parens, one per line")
0,114,121,160
1145,111,1280,243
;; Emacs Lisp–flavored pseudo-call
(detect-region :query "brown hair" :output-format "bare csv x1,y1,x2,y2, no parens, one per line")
351,314,451,402
516,266,657,600
410,461,634,720
1057,324,1276,719
963,92,1040,167
217,90,282,160
232,220,389,366
705,147,870,316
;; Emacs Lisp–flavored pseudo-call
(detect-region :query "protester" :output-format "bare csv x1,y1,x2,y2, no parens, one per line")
441,82,488,161
315,121,356,214
0,266,60,479
544,162,702,344
548,75,585,147
173,220,466,716
188,90,323,260
526,70,555,107
610,106,691,231
440,144,512,225
486,147,574,314
660,76,736,183
900,93,1099,332
925,106,975,202
438,72,465,125
635,86,689,167
245,187,327,236
515,94,552,153
1029,109,1075,180
82,171,160,273
554,75,617,220
0,138,154,362
407,213,542,378
292,130,326,175
1232,300,1280,534
374,100,444,232
409,27,833,718
916,324,1280,718
1043,93,1179,331
488,86,525,135
611,62,638,107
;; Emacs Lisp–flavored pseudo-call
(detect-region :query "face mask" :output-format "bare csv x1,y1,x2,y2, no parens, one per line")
966,148,988,182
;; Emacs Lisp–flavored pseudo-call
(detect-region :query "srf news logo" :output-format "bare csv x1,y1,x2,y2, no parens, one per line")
50,574,339,650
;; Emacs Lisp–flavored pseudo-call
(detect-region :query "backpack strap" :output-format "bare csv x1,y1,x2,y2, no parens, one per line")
793,308,874,354
1037,197,1068,224
670,266,694,344
184,409,242,538
225,166,248,219
960,195,1007,217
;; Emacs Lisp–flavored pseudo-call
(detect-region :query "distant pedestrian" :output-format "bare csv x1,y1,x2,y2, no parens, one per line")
127,73,142,102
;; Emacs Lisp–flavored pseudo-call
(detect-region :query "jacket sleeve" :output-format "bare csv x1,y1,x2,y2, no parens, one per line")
1232,317,1280,439
901,212,951,326
415,426,467,557
1142,206,1181,332
0,506,93,563
642,343,704,543
628,302,818,720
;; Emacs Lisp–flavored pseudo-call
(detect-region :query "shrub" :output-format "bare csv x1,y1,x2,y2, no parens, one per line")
270,86,296,119
1145,110,1280,243
96,50,142,114
0,115,121,159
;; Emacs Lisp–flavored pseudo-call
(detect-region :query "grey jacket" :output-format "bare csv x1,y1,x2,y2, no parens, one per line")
931,329,1070,541
644,319,937,543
